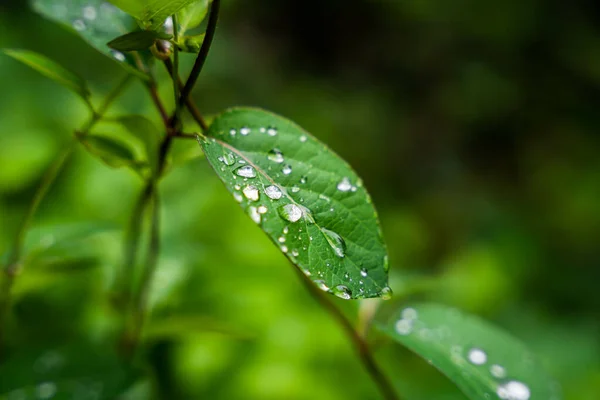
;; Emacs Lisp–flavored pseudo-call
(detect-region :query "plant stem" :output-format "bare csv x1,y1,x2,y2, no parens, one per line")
177,0,220,111
294,268,400,400
0,74,132,351
163,59,208,132
133,187,160,343
171,14,182,126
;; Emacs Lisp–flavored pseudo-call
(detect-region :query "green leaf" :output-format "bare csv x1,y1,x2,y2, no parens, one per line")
107,0,200,29
108,30,171,51
377,303,562,400
177,0,210,35
198,108,390,299
115,115,161,175
2,49,90,101
31,0,149,80
77,133,139,169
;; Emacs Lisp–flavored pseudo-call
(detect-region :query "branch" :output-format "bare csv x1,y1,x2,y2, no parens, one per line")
177,0,220,111
163,58,208,132
294,268,400,400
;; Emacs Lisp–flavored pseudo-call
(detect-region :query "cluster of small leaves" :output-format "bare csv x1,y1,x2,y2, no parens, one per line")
0,1,563,399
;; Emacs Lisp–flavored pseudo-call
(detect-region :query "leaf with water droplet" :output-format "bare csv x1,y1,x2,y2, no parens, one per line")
376,303,562,400
31,0,150,80
197,108,389,299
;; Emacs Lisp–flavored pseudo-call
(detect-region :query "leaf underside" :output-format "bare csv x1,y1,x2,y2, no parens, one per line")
199,108,390,299
377,303,562,400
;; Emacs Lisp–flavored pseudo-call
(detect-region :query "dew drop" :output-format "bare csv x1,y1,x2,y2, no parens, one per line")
73,19,86,31
242,185,259,201
468,348,488,365
281,245,288,253
300,176,308,184
283,226,289,234
360,268,368,277
265,185,283,200
267,127,278,136
258,205,268,214
240,126,251,135
282,164,293,175
235,165,256,178
381,286,393,300
291,186,300,193
248,206,261,224
268,148,284,163
229,129,236,136
82,5,97,20
401,307,418,320
300,135,307,142
291,249,299,257
221,152,235,166
395,319,413,335
260,127,266,133
490,364,507,379
111,50,126,62
233,192,243,203
497,381,531,400
319,194,331,202
322,228,346,258
337,177,353,192
314,280,329,291
278,236,286,243
333,285,352,300
278,204,303,223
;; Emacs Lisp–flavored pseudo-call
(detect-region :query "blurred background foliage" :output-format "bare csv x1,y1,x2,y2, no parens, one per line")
0,0,599,399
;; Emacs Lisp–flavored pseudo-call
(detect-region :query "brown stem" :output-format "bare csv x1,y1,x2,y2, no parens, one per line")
163,59,208,132
294,268,400,400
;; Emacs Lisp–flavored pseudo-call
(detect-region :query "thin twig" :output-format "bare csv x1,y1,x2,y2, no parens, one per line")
294,268,400,400
171,14,182,126
177,0,220,111
163,58,208,132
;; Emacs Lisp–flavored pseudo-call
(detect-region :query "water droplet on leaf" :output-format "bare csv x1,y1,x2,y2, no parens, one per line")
235,165,256,178
282,164,293,175
265,185,283,200
278,204,303,223
468,348,488,365
381,286,393,300
322,228,346,258
337,177,354,192
333,285,352,300
267,148,284,163
242,185,259,201
240,127,251,135
497,381,531,400
248,207,261,224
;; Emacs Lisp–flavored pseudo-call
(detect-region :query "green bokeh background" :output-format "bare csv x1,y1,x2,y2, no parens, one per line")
0,0,599,399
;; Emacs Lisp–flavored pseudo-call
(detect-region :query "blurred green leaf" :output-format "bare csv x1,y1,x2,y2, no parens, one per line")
376,303,562,400
2,49,90,101
178,0,210,35
107,0,200,29
108,30,172,52
198,108,390,299
77,133,140,169
22,222,117,272
0,343,140,399
31,0,149,80
115,115,161,175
